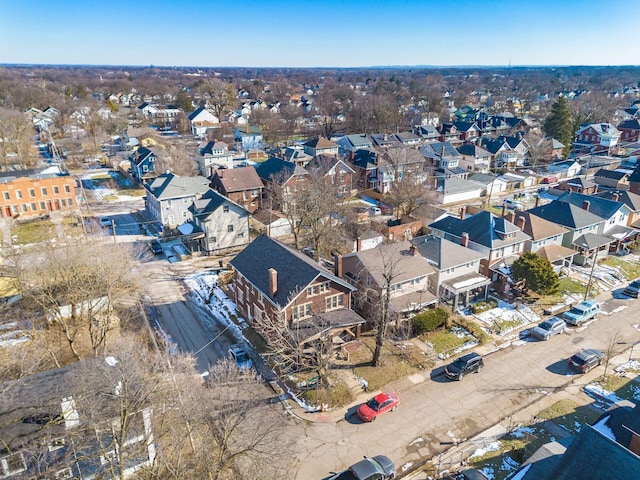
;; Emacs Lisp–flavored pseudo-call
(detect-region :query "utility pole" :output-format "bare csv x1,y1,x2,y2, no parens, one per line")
111,219,117,244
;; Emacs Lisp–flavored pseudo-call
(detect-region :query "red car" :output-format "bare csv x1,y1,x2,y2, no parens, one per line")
357,392,399,422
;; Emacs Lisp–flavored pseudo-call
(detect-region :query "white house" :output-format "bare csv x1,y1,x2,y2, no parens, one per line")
188,107,220,137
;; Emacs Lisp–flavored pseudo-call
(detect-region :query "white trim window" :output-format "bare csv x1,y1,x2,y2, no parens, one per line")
292,303,312,321
325,294,343,311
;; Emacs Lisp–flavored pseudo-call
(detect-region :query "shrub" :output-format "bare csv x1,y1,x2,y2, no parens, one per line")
470,299,498,314
454,317,491,345
412,307,450,335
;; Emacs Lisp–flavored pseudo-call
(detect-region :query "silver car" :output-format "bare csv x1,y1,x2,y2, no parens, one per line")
531,317,567,340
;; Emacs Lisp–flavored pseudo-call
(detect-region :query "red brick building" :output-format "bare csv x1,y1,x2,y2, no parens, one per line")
0,167,76,218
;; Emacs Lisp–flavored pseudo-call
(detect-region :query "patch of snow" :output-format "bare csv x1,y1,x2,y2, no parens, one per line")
408,437,423,447
104,356,118,366
468,441,501,459
510,426,535,438
584,383,624,404
510,464,531,480
614,360,640,374
501,455,519,472
592,415,616,440
401,462,413,472
603,305,628,316
479,466,495,479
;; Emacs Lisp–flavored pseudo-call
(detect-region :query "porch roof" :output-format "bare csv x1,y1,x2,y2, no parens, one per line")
441,272,491,295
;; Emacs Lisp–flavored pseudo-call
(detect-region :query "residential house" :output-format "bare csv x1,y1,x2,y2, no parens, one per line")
229,235,366,356
0,166,76,218
343,228,384,253
302,137,339,157
336,134,373,158
505,211,574,272
630,161,640,196
617,118,640,143
414,124,439,142
210,166,263,213
555,176,598,195
197,140,234,177
144,173,210,228
305,155,355,197
479,137,520,170
429,210,531,286
188,107,219,137
525,200,609,264
370,133,399,150
593,168,630,191
375,147,427,193
189,188,250,254
283,145,313,167
437,122,465,144
0,359,155,480
499,172,536,190
392,131,422,147
250,208,291,237
573,122,621,156
596,189,640,228
350,148,378,190
410,234,490,310
556,191,637,252
419,141,461,172
255,157,310,210
339,241,437,323
457,143,492,173
129,146,157,183
513,402,640,480
234,125,264,151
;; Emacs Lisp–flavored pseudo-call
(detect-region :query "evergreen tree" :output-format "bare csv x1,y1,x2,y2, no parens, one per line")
543,96,573,158
511,252,559,295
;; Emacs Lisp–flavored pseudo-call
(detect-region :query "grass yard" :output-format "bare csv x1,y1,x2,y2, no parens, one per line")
12,218,55,244
601,256,640,279
595,375,640,403
536,399,601,435
420,329,470,354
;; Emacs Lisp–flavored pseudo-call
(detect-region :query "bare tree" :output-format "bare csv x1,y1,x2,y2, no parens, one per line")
196,78,237,119
602,329,624,380
0,107,36,169
14,238,140,361
155,144,199,176
525,130,553,167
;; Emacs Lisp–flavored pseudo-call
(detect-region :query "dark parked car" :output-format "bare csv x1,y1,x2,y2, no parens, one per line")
569,349,604,373
530,317,566,341
328,455,396,480
444,352,484,381
149,239,163,254
623,278,640,298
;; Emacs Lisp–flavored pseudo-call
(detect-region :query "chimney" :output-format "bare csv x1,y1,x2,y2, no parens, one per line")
459,205,467,219
410,244,419,256
508,211,516,223
268,268,277,297
613,192,620,202
334,254,343,278
582,200,591,212
356,237,362,251
461,232,469,247
517,215,526,231
535,195,541,207
501,204,507,217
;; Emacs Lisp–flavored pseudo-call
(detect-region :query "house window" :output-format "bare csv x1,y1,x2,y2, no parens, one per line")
15,190,22,199
55,467,74,479
53,186,59,194
40,201,45,210
182,211,188,219
292,303,312,320
11,205,18,214
325,294,343,311
2,192,9,200
31,202,37,210
223,205,229,213
307,285,319,296
1,452,26,476
228,225,234,232
64,185,71,193
183,198,189,204
41,187,48,196
29,188,36,197
238,232,244,237
68,198,73,206
166,200,172,208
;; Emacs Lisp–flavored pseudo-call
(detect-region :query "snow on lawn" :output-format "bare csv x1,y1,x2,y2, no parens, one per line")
468,441,501,459
510,426,536,438
474,301,540,334
614,360,640,374
584,383,623,405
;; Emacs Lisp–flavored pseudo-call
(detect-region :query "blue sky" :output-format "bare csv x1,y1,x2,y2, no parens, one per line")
0,0,638,67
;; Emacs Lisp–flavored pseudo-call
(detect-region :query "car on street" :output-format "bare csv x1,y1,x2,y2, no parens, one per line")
357,392,399,422
228,344,253,370
503,198,523,210
149,239,163,255
530,317,567,340
623,278,640,298
328,455,396,480
444,352,484,381
100,216,111,227
562,300,600,326
568,349,604,373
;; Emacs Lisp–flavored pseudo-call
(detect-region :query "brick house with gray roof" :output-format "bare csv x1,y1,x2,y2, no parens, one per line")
229,235,366,355
211,166,263,213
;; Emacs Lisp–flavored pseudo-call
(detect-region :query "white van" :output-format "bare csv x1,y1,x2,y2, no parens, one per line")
503,198,523,210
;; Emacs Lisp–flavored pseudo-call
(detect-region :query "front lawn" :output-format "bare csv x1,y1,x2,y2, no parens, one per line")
536,399,601,435
421,328,470,354
12,218,55,244
601,257,640,279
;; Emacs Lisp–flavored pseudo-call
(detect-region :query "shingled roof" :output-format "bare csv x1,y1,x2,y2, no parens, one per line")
229,235,353,309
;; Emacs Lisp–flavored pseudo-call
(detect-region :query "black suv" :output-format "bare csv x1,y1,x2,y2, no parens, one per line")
444,352,484,381
149,239,163,255
568,349,604,373
328,455,396,480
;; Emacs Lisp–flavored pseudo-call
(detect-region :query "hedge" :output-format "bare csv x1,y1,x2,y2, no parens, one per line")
412,307,450,335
